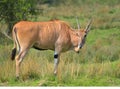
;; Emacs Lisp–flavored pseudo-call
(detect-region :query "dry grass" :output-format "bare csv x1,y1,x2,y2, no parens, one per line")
35,0,120,29
0,53,119,83
0,60,15,82
0,28,120,86
0,0,120,85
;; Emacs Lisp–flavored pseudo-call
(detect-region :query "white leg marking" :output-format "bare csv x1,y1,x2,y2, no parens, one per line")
54,52,59,75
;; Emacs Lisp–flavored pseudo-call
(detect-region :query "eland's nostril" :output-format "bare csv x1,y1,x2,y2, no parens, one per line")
80,46,82,49
77,51,79,53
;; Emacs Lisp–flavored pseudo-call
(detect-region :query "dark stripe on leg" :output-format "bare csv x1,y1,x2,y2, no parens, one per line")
54,54,58,58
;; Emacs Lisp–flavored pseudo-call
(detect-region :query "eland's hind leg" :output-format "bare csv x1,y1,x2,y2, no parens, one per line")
15,49,28,78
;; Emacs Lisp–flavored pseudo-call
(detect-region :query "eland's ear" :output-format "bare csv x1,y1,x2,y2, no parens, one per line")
85,18,92,33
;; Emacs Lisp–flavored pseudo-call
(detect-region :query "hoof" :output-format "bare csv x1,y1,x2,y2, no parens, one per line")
15,76,19,81
54,73,57,76
54,71,57,76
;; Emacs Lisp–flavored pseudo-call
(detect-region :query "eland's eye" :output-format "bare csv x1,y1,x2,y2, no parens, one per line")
84,34,87,38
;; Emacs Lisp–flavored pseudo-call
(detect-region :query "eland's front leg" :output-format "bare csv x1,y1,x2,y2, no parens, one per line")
53,52,60,75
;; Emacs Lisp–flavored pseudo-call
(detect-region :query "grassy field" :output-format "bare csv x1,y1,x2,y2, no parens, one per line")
0,0,120,86
0,28,120,86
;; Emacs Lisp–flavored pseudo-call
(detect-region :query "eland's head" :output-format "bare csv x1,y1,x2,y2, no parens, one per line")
74,17,92,53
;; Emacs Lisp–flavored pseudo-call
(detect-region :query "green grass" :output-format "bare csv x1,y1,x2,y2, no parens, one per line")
0,0,120,86
0,28,120,86
1,60,120,86
34,0,120,29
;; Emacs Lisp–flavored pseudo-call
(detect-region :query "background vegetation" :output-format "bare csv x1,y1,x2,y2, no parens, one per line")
0,0,37,35
0,0,120,86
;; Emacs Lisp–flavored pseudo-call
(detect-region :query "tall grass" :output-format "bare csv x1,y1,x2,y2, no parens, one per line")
0,0,120,86
0,28,120,86
0,51,120,86
33,0,120,29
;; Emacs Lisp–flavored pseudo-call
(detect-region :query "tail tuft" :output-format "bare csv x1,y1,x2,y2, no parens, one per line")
11,48,16,60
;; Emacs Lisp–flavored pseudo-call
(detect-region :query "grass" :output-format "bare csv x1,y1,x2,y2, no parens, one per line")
34,0,120,29
0,28,120,86
1,59,120,86
0,0,120,86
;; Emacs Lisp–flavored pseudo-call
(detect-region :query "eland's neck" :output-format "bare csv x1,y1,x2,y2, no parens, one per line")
69,29,79,48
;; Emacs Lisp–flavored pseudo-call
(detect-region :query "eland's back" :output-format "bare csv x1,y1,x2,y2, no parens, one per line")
13,20,72,51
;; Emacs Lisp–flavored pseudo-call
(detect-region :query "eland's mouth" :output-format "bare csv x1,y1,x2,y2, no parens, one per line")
76,51,79,54
74,47,80,53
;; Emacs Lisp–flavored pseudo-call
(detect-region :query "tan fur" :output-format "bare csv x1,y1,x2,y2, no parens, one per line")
11,20,92,77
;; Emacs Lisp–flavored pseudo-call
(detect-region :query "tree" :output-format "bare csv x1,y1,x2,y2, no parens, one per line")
0,0,37,35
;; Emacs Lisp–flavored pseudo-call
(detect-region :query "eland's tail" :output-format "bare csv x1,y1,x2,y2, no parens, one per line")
11,48,16,60
11,27,19,60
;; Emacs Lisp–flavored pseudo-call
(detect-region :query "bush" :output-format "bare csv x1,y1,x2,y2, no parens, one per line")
0,0,37,34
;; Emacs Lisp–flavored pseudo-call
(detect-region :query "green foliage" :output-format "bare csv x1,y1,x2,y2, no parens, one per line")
0,0,37,33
